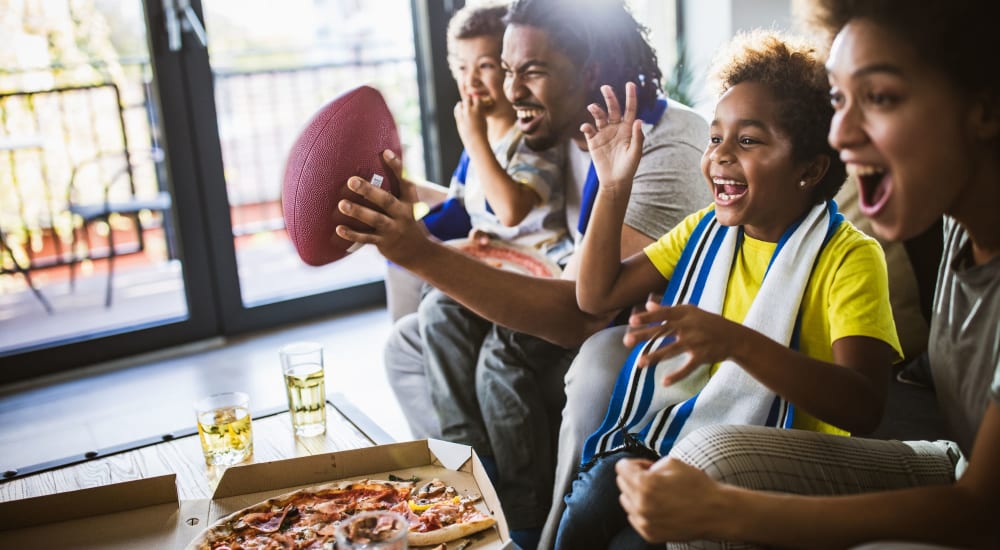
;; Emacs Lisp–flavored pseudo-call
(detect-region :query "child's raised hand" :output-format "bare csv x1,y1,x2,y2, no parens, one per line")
581,82,644,192
454,93,489,147
624,295,745,386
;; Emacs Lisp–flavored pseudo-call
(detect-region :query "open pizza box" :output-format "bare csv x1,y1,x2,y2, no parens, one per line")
0,439,514,549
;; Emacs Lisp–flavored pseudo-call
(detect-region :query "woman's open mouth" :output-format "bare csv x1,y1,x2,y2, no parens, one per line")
712,177,748,205
852,164,892,216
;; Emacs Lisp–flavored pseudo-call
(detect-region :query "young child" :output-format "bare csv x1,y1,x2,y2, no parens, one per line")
615,0,1000,546
422,2,569,259
555,31,901,548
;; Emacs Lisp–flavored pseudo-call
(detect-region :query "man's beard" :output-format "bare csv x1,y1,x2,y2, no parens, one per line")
524,133,558,151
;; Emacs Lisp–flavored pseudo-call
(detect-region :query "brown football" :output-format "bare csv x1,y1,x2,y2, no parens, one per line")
282,85,402,266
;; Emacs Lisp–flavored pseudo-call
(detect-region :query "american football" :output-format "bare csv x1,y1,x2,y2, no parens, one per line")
282,85,402,266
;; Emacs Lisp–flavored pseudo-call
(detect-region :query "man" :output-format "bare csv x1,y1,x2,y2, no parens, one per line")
339,1,709,547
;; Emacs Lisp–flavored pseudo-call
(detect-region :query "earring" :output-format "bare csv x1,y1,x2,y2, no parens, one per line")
799,180,808,189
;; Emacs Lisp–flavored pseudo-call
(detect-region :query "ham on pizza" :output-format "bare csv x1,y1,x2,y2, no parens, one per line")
186,478,497,549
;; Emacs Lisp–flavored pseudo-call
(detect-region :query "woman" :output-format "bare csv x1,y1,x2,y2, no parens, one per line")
615,0,1000,547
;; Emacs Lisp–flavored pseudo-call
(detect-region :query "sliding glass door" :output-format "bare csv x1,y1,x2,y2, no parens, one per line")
198,0,424,311
0,0,441,381
0,0,218,380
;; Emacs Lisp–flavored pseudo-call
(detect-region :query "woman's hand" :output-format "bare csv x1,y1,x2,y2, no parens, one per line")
581,82,644,194
616,457,722,543
624,295,746,385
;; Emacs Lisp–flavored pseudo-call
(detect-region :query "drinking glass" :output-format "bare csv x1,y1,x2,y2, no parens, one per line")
194,392,253,466
279,341,327,437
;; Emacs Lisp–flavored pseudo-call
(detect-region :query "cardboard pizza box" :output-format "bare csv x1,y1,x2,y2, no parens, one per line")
0,474,199,549
0,439,513,549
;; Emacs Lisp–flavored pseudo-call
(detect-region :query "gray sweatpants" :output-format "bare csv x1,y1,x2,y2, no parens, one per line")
390,289,577,530
383,311,441,440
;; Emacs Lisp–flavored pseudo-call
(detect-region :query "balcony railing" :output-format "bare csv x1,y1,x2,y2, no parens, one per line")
0,57,423,290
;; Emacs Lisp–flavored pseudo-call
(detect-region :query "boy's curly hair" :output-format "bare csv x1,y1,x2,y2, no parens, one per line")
710,30,846,202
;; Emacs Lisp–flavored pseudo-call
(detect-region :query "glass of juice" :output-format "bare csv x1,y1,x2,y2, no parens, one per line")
194,391,253,466
279,341,326,437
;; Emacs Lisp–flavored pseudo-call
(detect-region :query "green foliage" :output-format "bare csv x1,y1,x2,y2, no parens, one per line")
663,40,695,107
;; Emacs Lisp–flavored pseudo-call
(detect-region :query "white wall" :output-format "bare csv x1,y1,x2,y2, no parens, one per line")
628,0,679,71
681,0,792,114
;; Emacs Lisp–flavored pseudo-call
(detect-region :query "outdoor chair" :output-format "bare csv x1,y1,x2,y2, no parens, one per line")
0,83,173,310
66,147,172,307
0,230,54,314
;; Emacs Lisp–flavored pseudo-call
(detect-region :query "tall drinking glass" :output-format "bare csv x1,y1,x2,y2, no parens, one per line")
279,341,326,437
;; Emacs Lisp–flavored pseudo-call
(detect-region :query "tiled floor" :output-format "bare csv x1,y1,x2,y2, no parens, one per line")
0,305,413,475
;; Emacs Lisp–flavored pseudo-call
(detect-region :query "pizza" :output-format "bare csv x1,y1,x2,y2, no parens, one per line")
448,239,561,278
186,478,497,549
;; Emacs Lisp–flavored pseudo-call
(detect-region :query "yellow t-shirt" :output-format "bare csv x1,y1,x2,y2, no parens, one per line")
643,205,902,435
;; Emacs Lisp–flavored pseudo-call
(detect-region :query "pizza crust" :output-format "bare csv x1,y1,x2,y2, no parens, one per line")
407,515,497,547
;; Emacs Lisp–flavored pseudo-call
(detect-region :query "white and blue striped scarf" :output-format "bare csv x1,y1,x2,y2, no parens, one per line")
581,201,844,464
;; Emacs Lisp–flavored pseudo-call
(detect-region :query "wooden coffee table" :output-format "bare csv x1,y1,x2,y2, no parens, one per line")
0,393,394,502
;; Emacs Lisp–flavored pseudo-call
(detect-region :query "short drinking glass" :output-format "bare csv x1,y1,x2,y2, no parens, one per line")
194,391,253,466
280,341,327,437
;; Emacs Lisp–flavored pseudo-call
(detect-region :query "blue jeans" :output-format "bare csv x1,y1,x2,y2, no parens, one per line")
555,450,661,550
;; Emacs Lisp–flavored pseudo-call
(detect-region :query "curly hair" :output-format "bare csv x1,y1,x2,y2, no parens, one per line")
795,0,999,102
505,0,662,114
709,30,846,202
447,2,509,44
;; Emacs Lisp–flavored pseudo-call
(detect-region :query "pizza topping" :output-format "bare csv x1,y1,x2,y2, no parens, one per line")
315,523,338,537
453,240,559,278
414,479,458,500
408,494,460,512
415,479,447,499
242,504,296,533
310,499,347,519
189,477,497,550
339,511,407,544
